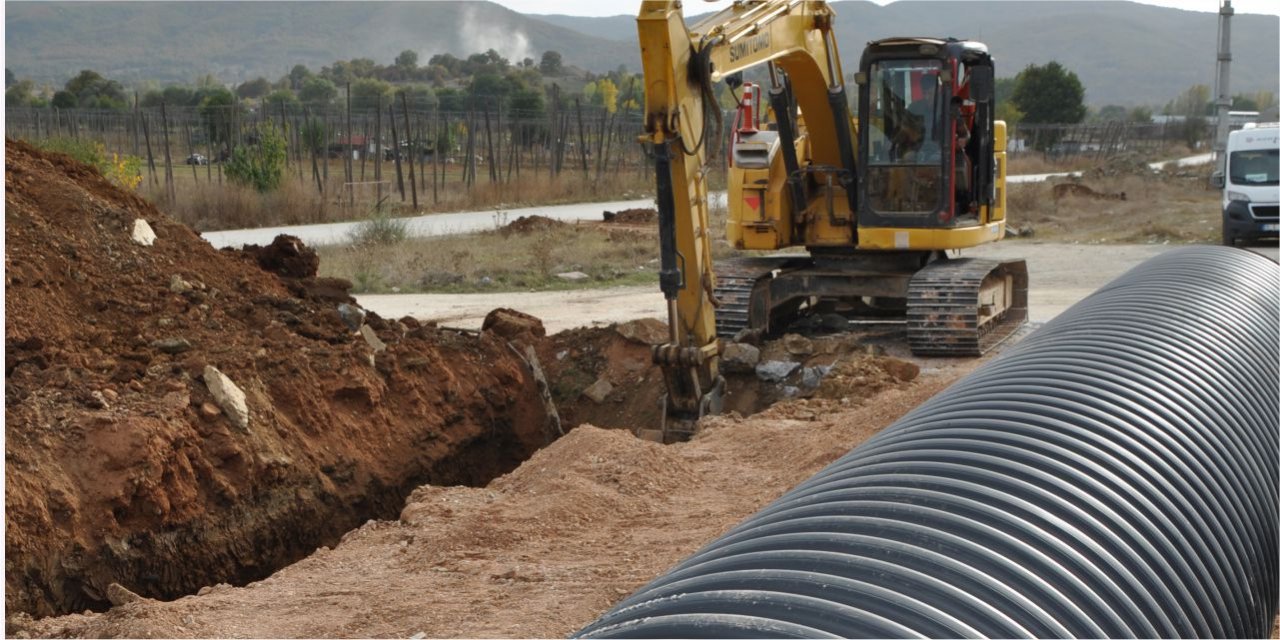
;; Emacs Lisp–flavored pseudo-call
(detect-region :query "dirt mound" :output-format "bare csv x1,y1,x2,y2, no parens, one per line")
603,208,657,224
236,234,319,279
500,215,566,235
4,139,553,617
6,363,973,639
813,355,919,401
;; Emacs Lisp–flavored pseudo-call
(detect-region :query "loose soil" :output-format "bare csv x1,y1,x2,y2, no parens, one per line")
602,207,657,225
498,214,567,236
4,140,554,618
13,142,1271,637
9,363,974,639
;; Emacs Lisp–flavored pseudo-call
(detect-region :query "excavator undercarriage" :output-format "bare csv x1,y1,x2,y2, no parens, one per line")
713,253,1028,356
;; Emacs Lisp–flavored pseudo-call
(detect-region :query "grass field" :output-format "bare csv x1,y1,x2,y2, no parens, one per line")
139,157,657,232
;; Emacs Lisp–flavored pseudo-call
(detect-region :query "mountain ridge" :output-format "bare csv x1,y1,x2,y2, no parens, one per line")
6,0,1277,107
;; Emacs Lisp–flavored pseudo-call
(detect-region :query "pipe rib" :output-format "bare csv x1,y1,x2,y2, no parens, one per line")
576,246,1279,638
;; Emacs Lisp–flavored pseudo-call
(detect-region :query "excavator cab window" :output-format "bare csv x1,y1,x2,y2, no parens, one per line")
864,59,946,216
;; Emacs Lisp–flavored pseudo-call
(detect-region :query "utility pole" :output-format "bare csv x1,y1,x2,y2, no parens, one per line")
1213,0,1234,175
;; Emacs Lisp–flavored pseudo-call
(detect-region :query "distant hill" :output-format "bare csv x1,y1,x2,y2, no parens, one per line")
6,0,1277,108
822,1,1279,107
532,13,638,43
4,1,637,85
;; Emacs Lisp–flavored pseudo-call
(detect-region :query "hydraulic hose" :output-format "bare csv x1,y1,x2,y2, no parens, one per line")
575,246,1279,638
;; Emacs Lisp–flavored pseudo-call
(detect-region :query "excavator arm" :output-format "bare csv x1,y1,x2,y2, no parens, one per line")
636,0,856,440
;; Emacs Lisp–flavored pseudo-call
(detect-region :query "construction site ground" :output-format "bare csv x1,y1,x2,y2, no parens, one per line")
5,140,1278,638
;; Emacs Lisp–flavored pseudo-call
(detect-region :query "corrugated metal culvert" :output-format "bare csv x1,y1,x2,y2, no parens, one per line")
576,246,1279,639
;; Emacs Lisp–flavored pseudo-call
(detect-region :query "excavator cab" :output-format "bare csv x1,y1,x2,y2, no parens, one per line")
857,38,998,231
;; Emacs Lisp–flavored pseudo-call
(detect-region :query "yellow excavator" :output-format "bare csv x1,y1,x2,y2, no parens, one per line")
638,0,1028,440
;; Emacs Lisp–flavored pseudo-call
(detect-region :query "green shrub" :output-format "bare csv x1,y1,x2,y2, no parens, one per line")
224,122,287,192
349,209,409,246
33,138,142,190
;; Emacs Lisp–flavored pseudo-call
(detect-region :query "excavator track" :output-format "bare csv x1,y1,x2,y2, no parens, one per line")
906,258,1029,356
712,257,794,337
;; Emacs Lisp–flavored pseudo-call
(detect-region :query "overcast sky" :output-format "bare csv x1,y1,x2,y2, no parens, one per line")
492,0,1280,17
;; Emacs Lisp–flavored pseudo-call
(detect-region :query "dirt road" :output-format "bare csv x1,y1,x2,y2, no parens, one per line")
359,241,1278,330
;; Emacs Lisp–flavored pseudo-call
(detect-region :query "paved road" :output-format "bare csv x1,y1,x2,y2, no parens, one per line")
358,242,1277,333
201,197,655,249
204,154,1216,249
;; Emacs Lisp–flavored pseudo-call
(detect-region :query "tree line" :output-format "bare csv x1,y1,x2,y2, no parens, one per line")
5,48,637,126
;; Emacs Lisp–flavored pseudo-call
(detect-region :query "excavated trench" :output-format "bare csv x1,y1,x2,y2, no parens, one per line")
4,141,559,618
4,140,922,620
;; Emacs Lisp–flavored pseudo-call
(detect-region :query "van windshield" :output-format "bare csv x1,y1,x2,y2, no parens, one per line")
1229,148,1279,186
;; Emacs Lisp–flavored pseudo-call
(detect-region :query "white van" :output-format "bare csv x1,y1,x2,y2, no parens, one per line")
1212,123,1279,246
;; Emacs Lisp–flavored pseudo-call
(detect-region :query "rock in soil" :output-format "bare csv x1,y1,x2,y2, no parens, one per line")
721,342,761,372
482,308,547,341
614,318,668,346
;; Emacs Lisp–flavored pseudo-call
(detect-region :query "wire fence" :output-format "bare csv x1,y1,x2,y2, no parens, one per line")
6,99,1208,214
1005,121,1208,160
5,95,655,211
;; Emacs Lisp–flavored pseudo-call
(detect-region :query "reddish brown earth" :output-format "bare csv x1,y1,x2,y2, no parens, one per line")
498,214,567,235
1,139,1035,638
9,368,968,638
602,207,657,225
4,140,554,618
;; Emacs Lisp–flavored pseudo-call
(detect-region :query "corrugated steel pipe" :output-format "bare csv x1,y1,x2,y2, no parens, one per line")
576,246,1279,639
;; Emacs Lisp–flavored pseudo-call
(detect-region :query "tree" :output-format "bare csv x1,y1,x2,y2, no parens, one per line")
1095,105,1127,122
436,87,466,112
395,49,418,71
140,89,166,108
264,88,299,109
427,53,462,77
299,76,338,107
1255,91,1276,114
1231,93,1259,112
236,77,272,100
6,80,46,107
6,68,14,88
596,77,619,113
1010,61,1086,125
465,49,508,75
350,77,392,111
51,91,77,109
199,87,239,146
288,64,312,90
322,60,354,86
163,85,197,107
1166,84,1210,117
224,122,287,192
401,84,437,110
469,72,511,105
348,57,378,79
539,50,563,76
1129,106,1153,124
62,69,127,110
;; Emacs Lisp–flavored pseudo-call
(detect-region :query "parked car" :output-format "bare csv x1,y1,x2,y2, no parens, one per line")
185,153,208,166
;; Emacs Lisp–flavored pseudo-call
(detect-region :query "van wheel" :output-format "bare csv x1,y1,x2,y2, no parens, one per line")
1222,231,1237,247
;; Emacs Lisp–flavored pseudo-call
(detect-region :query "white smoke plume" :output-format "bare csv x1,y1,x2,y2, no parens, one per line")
459,5,533,64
